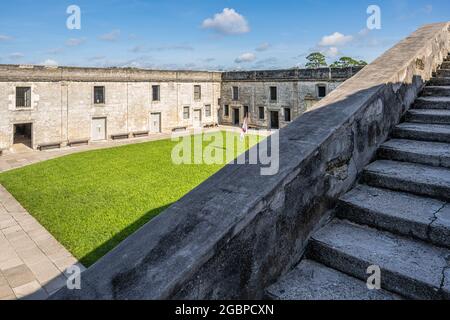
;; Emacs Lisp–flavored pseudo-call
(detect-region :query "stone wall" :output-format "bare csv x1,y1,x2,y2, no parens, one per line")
0,65,358,149
52,22,450,300
0,67,221,149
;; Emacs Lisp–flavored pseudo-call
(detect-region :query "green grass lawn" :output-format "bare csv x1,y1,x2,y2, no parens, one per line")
0,131,260,266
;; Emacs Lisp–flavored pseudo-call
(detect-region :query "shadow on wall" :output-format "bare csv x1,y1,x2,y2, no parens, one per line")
80,204,173,268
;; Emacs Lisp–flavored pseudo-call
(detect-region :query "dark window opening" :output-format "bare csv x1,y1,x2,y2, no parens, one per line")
284,108,291,122
205,105,211,117
270,86,277,101
13,123,32,148
183,106,190,119
152,85,160,101
16,87,31,108
94,86,105,104
259,107,265,120
232,86,239,101
270,111,280,129
244,106,249,118
318,85,327,98
194,85,201,100
224,105,229,117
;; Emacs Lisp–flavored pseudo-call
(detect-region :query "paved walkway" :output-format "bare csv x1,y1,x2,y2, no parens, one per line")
0,184,84,300
0,127,270,174
0,132,172,173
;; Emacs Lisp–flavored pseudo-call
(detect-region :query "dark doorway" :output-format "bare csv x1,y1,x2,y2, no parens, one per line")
14,123,32,147
233,108,240,126
270,111,279,129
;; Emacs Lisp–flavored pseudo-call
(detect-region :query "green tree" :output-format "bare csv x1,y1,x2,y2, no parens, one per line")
330,57,368,68
305,52,328,68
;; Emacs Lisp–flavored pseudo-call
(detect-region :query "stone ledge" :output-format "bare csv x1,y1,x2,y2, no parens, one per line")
52,22,450,300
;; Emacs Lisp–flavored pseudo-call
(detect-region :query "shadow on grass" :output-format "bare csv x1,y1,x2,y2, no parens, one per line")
80,204,173,267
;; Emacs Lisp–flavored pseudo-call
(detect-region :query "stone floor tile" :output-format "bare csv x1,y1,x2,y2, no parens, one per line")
28,259,61,284
53,256,78,273
0,284,15,299
0,218,17,230
1,225,22,235
43,274,67,296
13,281,42,299
20,287,48,300
3,264,36,288
17,247,48,266
0,257,23,272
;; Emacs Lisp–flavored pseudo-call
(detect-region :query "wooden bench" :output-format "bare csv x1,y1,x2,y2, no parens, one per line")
38,142,62,151
132,131,149,138
172,126,187,133
248,125,265,130
203,122,219,129
111,133,130,140
68,139,89,147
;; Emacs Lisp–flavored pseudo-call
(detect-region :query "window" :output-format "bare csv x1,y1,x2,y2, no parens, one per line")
94,86,105,104
16,87,31,108
205,105,212,117
224,105,229,117
152,85,160,101
244,106,249,118
232,86,239,101
259,107,265,120
317,85,327,98
270,86,277,101
194,85,201,100
284,108,291,122
183,106,190,119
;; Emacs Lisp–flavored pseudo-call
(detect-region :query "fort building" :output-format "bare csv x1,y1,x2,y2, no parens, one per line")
0,64,361,151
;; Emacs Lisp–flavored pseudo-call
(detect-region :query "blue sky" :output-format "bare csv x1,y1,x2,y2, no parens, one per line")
0,0,448,70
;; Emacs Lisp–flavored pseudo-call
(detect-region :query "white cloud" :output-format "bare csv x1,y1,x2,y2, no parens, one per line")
324,47,340,58
255,42,271,52
202,8,250,35
319,32,353,47
66,38,86,47
9,52,24,60
0,34,12,41
235,52,256,63
99,30,121,41
41,59,58,66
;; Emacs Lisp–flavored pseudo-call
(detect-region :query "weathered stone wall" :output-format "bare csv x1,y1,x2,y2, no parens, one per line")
51,22,450,300
220,78,346,129
0,67,221,149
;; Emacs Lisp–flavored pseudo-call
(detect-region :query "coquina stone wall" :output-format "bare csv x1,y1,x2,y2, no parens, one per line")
0,66,222,149
0,65,359,150
220,67,362,129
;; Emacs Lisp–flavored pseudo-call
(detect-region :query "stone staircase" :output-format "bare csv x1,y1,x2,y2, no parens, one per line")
266,57,450,300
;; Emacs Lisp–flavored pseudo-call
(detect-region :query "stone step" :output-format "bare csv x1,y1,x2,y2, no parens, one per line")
428,77,450,86
422,86,450,97
265,259,400,300
393,122,450,143
362,160,450,201
437,69,450,78
406,109,450,124
378,139,450,168
308,219,450,299
338,184,450,248
413,97,450,110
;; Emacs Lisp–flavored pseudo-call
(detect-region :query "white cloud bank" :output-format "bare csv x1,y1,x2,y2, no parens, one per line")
319,32,353,47
202,8,250,35
235,52,256,63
